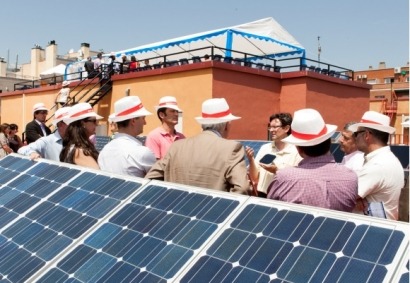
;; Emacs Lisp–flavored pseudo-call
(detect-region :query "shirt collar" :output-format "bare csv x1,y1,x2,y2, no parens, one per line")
364,146,390,162
114,132,144,145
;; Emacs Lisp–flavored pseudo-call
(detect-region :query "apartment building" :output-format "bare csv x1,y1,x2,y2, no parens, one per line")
355,62,409,144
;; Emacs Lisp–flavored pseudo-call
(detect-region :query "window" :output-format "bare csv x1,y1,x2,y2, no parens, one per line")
384,78,393,83
367,79,377,84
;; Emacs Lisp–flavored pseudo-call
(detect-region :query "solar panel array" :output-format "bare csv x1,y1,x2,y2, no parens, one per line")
0,154,408,283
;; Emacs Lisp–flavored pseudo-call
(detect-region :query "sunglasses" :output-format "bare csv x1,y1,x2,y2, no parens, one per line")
353,130,366,138
36,111,48,115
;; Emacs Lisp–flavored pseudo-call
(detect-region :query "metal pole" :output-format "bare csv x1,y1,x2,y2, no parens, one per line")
318,36,321,68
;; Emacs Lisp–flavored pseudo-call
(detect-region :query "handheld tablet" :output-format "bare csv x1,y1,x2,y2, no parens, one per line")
259,153,276,165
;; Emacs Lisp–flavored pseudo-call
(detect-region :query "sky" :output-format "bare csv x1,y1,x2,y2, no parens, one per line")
1,0,408,71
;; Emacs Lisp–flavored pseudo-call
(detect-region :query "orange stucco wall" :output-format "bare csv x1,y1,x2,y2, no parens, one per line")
1,61,372,141
281,72,370,130
111,66,214,137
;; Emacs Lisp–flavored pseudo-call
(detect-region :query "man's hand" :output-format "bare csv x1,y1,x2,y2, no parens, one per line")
260,163,278,174
29,152,41,160
245,146,254,160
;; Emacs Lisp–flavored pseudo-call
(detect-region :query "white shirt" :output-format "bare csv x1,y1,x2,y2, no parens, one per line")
57,88,70,103
254,142,303,193
98,133,156,178
341,150,364,172
357,146,404,220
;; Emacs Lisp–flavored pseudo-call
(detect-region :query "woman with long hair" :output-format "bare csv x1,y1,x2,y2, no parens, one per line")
8,123,24,152
60,103,103,169
0,123,13,158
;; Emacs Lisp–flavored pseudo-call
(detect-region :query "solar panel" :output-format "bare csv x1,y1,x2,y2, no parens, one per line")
399,260,409,283
34,181,247,282
95,135,111,152
238,140,267,166
390,145,409,169
331,131,341,142
177,199,409,283
0,154,149,282
0,154,408,283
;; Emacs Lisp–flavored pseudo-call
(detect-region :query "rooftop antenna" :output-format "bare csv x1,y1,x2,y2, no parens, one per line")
318,36,321,68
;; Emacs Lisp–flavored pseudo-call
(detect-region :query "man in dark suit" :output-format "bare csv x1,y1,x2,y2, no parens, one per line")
25,102,52,144
84,56,96,79
146,98,250,195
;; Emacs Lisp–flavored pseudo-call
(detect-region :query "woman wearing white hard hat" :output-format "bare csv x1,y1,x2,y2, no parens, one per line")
60,103,103,169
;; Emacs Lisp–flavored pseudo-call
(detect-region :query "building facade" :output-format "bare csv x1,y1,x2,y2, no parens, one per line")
0,42,99,93
355,61,409,144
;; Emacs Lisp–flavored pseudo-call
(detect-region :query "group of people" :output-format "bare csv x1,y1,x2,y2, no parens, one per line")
83,53,153,79
9,96,404,221
0,123,24,158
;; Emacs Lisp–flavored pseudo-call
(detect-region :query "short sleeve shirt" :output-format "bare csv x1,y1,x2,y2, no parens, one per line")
254,142,302,193
357,146,404,220
145,127,185,159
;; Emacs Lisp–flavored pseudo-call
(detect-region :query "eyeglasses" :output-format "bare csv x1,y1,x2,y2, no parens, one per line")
268,125,283,130
353,130,366,138
36,111,48,115
84,118,98,124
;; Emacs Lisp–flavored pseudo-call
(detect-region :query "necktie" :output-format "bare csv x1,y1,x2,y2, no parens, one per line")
40,123,47,136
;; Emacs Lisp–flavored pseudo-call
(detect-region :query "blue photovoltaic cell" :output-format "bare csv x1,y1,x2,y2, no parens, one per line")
0,155,146,283
39,184,241,282
0,155,408,282
180,203,407,283
95,135,111,152
0,155,34,171
399,261,409,283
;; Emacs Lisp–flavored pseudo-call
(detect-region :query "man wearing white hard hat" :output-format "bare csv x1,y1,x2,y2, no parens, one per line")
267,108,358,212
18,106,71,161
146,98,250,195
98,96,156,177
25,102,52,144
145,96,186,159
348,111,404,220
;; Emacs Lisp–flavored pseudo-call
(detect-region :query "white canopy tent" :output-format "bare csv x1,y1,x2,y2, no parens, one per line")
40,64,66,77
40,64,66,84
114,17,305,61
66,17,305,74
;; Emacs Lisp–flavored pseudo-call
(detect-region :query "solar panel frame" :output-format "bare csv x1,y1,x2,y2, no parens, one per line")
31,180,249,282
0,154,151,283
175,198,410,283
0,154,408,283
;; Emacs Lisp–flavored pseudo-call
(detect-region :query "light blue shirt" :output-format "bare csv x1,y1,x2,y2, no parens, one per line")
18,131,63,161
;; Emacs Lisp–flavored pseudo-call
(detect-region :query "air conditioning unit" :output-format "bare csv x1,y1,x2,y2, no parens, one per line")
394,67,401,74
362,74,367,79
